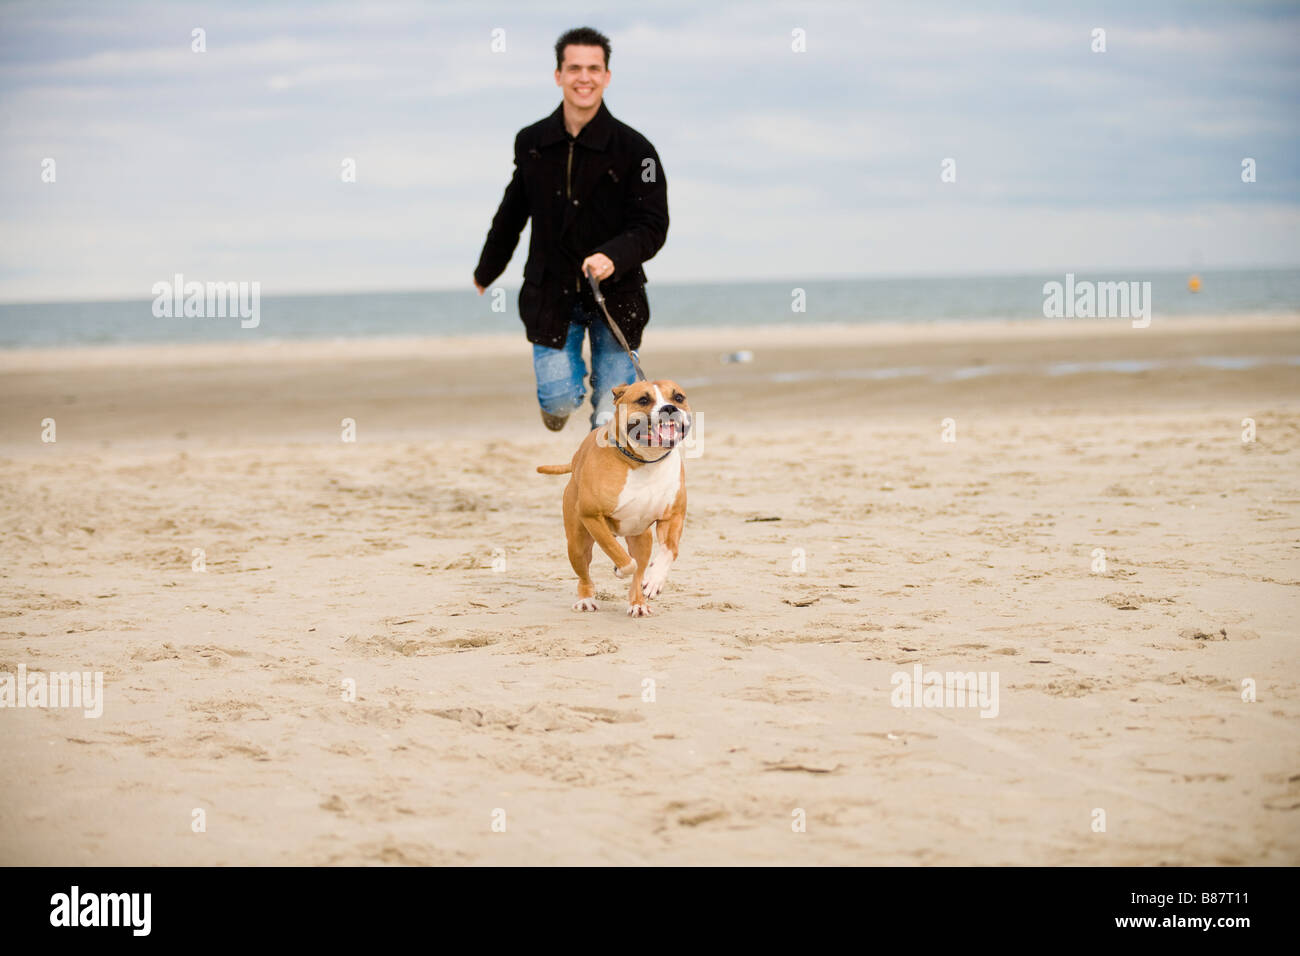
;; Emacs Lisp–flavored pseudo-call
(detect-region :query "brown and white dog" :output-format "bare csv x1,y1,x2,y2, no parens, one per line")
536,379,691,616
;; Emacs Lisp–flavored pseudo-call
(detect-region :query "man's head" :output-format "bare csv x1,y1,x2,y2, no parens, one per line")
554,26,611,112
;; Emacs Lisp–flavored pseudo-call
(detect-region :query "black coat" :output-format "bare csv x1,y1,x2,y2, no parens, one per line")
473,100,669,350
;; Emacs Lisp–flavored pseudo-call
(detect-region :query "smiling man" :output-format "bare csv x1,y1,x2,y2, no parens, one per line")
473,26,669,431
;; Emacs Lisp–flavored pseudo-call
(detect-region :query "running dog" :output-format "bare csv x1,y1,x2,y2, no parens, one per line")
536,380,691,616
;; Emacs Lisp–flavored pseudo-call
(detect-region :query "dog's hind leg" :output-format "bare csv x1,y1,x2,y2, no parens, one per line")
568,537,597,611
564,487,599,611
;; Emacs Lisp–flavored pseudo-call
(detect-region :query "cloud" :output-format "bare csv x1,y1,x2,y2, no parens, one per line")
0,0,1296,301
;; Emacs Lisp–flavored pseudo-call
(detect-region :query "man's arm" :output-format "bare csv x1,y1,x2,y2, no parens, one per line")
473,132,530,292
590,139,668,283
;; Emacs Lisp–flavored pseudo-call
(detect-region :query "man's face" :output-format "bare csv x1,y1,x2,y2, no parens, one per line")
555,44,609,110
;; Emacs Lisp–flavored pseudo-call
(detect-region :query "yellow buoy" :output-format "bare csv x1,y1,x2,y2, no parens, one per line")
1188,274,1202,293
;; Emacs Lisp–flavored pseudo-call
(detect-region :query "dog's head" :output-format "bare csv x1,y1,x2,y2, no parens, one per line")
609,379,692,454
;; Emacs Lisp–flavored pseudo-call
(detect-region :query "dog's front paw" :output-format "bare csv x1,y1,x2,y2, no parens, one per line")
641,556,672,598
613,559,637,580
573,597,599,612
626,602,652,618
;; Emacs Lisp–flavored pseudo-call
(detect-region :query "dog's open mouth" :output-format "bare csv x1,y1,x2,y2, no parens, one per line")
651,419,680,446
633,413,687,448
627,412,687,449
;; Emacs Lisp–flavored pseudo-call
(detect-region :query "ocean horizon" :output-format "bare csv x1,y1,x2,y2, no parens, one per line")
0,268,1296,350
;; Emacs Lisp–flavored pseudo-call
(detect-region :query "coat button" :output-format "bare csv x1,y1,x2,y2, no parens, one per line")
572,199,580,206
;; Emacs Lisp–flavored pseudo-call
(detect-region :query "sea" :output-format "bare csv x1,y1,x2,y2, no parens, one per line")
0,269,1296,350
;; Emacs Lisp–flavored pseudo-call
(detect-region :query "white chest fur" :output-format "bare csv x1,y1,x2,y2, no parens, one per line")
610,448,682,537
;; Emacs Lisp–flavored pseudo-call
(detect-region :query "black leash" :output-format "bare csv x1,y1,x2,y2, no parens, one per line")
584,266,691,465
584,266,647,382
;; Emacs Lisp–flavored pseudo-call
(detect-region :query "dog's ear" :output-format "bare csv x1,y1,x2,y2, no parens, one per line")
611,385,629,401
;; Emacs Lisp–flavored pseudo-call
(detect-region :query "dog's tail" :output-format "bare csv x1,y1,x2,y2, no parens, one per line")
536,464,572,475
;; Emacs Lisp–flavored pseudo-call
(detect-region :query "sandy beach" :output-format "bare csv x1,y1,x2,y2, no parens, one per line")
1,313,1298,866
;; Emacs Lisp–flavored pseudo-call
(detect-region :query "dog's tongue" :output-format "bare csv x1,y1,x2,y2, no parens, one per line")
655,421,677,445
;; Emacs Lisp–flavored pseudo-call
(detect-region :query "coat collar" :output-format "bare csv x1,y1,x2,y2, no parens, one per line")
538,99,614,151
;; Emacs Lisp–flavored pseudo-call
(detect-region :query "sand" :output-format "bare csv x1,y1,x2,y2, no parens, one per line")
1,313,1297,865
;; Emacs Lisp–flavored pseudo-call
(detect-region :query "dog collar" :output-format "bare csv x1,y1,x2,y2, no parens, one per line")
612,434,674,466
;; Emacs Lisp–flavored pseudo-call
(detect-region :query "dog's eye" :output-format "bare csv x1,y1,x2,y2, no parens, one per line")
636,396,651,406
673,393,685,403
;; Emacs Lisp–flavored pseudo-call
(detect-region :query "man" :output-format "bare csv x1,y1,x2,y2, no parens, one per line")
473,26,669,431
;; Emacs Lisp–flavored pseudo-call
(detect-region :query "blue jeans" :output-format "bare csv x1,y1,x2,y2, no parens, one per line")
533,300,637,430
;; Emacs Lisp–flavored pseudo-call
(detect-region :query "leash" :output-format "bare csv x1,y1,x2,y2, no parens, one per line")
584,266,647,382
584,265,690,465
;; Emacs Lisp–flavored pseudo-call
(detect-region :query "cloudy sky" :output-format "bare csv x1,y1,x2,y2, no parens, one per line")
1,0,1297,302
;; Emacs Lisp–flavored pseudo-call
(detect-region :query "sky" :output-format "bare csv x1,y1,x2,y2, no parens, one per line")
0,0,1297,302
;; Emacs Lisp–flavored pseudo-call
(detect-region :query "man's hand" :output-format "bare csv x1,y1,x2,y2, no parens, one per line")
581,253,615,282
473,279,484,295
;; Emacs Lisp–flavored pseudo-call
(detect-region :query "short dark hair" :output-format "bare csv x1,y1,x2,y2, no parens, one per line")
555,27,610,71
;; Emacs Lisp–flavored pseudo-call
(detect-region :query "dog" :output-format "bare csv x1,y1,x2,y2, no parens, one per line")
536,379,691,616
